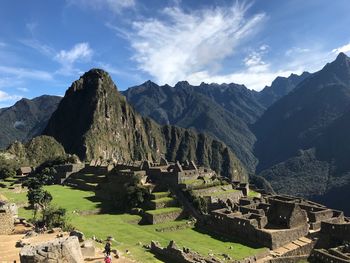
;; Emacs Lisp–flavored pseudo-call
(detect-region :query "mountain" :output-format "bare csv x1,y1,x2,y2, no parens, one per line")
254,52,350,212
5,135,66,167
44,69,247,181
0,95,62,149
124,81,264,172
258,72,311,107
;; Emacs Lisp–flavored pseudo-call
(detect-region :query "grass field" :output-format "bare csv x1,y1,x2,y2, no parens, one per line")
0,182,267,262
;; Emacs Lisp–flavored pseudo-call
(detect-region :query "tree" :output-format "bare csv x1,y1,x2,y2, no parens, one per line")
27,187,52,219
0,166,16,179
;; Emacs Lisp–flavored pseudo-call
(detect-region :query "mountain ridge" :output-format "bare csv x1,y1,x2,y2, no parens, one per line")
43,69,247,181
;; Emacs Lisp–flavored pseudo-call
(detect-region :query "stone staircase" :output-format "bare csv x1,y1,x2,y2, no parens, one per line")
143,191,183,224
257,237,314,262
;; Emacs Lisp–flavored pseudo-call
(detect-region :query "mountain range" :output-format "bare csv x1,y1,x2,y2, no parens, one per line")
1,53,350,213
0,95,61,149
43,69,246,181
254,52,350,212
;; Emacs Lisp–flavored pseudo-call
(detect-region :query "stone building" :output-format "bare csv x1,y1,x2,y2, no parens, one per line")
205,194,344,250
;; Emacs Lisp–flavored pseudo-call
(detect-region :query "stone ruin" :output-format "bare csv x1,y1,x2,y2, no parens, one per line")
205,194,345,250
309,219,350,263
0,200,17,235
20,236,84,263
150,240,221,263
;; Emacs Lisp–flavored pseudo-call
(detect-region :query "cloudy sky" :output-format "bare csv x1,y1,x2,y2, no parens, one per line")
0,0,349,107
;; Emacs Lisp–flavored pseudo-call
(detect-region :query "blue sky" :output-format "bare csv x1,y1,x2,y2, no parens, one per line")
0,0,350,107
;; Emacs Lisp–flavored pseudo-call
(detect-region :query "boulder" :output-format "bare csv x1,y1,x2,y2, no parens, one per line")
20,236,84,263
70,230,85,242
81,240,95,258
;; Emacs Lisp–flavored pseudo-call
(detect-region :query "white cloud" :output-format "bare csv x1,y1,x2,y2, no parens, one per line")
55,42,93,65
127,2,265,85
0,90,21,102
332,42,350,54
55,42,93,75
67,0,135,13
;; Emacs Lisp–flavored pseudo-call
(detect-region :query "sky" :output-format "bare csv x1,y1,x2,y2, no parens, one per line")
0,0,350,107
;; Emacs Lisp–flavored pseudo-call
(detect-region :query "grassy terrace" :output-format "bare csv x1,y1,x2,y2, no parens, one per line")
210,189,240,197
145,207,182,215
151,192,169,199
248,190,261,198
151,197,174,203
0,183,267,262
180,178,204,185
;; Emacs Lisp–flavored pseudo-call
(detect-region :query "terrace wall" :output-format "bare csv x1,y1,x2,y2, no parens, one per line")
0,208,14,234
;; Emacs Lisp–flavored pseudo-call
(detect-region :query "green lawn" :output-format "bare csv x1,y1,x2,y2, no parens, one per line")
0,183,267,262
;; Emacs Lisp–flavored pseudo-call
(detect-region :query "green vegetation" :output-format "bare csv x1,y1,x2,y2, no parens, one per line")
211,189,239,197
151,197,173,203
0,95,61,149
0,184,266,262
145,207,182,215
248,190,260,198
6,135,66,167
151,192,169,199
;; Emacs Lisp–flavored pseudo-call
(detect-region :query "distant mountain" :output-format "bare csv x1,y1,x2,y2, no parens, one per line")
254,53,350,212
124,81,264,172
258,72,311,107
0,95,61,149
44,69,247,181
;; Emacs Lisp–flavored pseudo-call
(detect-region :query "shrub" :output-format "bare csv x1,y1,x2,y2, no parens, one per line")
42,205,69,229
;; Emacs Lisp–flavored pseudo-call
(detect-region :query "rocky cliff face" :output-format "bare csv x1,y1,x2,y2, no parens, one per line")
44,69,247,181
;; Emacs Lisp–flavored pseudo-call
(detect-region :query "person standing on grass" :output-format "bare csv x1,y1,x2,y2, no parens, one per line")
104,240,111,256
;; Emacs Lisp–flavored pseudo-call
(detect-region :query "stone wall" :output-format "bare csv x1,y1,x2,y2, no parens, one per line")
0,207,14,234
208,209,309,249
54,163,84,183
144,209,183,224
150,240,219,263
267,199,308,229
320,221,350,243
309,249,350,263
267,255,309,263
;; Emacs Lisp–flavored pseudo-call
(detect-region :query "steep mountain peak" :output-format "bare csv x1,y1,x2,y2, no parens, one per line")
143,80,159,87
335,52,349,62
66,68,117,96
174,80,190,88
316,52,350,85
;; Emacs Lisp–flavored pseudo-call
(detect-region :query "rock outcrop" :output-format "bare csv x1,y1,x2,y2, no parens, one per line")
20,236,84,263
44,69,247,180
